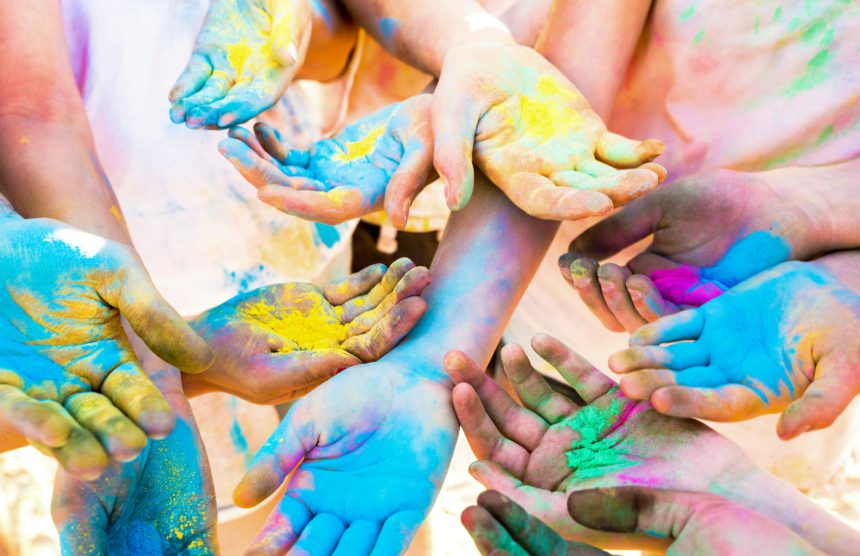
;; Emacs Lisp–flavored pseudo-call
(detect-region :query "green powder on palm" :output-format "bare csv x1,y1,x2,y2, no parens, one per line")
565,395,638,479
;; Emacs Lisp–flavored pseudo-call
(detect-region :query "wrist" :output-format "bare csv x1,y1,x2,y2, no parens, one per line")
420,16,516,76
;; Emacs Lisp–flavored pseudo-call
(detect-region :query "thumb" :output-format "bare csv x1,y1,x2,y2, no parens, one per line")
384,137,436,229
595,131,664,169
271,0,310,67
99,250,214,374
565,193,664,261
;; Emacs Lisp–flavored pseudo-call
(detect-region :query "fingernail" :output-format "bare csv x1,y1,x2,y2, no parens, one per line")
219,113,237,127
629,289,643,302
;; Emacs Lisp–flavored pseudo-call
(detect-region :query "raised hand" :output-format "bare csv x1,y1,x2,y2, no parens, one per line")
432,44,666,219
463,489,821,556
0,218,212,479
169,0,312,128
232,358,458,555
558,169,828,333
447,333,752,545
219,94,434,227
610,260,860,439
52,368,218,555
188,258,430,403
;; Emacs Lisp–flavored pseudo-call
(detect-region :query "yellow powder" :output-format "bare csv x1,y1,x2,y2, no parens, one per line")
227,40,253,76
332,125,386,162
238,293,345,352
518,75,582,143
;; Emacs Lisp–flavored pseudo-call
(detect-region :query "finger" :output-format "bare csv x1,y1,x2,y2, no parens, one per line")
209,79,281,128
248,349,361,404
169,53,213,104
291,513,346,556
106,255,214,373
620,366,725,400
339,258,415,322
384,137,435,230
332,520,380,556
35,402,109,481
629,309,705,347
0,384,72,446
566,197,662,261
65,392,147,462
342,297,428,362
609,342,709,374
461,504,530,556
173,71,231,126
596,263,648,332
255,122,292,163
452,384,530,478
100,361,175,439
444,350,547,451
344,267,431,335
530,334,615,404
469,460,525,494
234,407,311,507
430,82,479,211
595,132,664,168
246,495,313,555
219,138,292,189
778,363,859,440
639,162,668,183
271,0,308,66
554,167,659,207
370,510,425,556
52,473,110,554
256,185,365,224
322,263,387,306
626,274,675,322
560,258,624,333
498,173,613,220
228,125,273,161
500,344,577,424
651,384,766,421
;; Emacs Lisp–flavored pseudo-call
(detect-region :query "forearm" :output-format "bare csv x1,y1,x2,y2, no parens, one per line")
296,0,358,82
339,0,515,76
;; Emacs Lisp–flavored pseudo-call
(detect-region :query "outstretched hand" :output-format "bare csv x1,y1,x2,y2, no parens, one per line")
610,260,860,439
432,44,665,219
0,218,212,479
189,258,430,403
220,94,435,227
170,0,312,128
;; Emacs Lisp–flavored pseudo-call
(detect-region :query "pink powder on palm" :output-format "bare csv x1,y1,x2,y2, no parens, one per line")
648,265,726,306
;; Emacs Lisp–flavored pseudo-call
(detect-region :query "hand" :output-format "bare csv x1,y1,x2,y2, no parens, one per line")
559,169,828,333
447,333,753,545
232,358,458,555
432,43,666,218
219,95,435,227
0,218,212,479
188,258,430,403
52,367,218,555
169,0,312,128
463,489,821,556
610,260,860,439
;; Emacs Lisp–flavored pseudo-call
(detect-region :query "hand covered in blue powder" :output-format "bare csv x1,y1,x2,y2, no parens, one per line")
52,367,218,555
232,359,458,554
169,0,312,128
610,259,860,439
448,334,751,545
0,218,212,479
219,94,435,227
560,169,827,333
187,259,429,404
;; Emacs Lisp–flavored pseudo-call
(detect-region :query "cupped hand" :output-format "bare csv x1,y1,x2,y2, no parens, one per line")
219,94,435,227
447,333,752,545
189,258,430,403
610,260,860,439
432,43,666,219
559,169,826,333
0,218,212,479
169,0,312,128
232,359,458,555
52,367,218,555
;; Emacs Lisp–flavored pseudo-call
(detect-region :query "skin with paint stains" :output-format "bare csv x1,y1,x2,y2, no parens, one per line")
186,258,431,404
560,167,857,334
612,257,860,440
432,43,666,219
447,334,860,554
461,489,822,556
169,0,312,128
0,218,212,479
52,366,218,556
219,94,435,228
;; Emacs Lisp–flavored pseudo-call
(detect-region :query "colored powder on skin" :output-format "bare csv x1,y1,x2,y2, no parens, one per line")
679,4,695,21
228,397,253,467
693,30,705,44
379,17,399,44
565,397,638,479
314,222,341,248
518,75,582,143
237,294,345,351
227,40,253,76
333,124,386,162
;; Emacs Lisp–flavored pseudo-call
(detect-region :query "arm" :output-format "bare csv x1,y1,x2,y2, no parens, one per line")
0,0,130,243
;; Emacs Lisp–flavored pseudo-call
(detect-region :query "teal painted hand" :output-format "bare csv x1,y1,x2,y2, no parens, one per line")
0,218,212,479
448,334,750,544
52,369,218,555
219,94,434,227
170,0,312,128
433,44,665,218
611,260,860,439
233,360,458,554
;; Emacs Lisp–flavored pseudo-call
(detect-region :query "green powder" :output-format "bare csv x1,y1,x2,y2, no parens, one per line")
565,396,639,479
